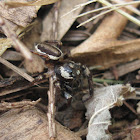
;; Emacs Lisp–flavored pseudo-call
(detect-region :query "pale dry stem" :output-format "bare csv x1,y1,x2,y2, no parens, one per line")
47,76,56,139
0,57,34,82
0,98,41,111
0,16,32,60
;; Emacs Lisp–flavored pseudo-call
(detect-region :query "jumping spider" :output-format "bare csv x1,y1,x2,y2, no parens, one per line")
32,41,93,101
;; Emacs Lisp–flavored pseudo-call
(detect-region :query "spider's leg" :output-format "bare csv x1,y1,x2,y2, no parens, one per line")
83,66,94,99
87,73,94,97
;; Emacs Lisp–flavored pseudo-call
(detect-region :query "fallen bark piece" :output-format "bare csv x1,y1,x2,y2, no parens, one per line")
0,107,81,140
70,0,140,69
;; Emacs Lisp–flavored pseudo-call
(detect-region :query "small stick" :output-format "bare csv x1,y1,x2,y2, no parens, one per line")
0,57,34,82
123,100,137,115
47,2,61,139
47,75,56,139
0,98,41,111
52,1,61,40
104,59,140,79
0,16,32,60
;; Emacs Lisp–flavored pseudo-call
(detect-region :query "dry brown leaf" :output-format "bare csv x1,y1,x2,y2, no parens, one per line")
41,0,88,41
0,0,39,58
0,1,38,27
0,107,81,140
5,0,58,7
0,21,40,56
2,50,23,61
24,54,45,73
0,0,40,56
70,0,140,69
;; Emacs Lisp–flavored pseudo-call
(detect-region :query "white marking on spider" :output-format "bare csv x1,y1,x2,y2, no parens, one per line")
60,66,73,79
76,70,80,75
64,92,72,99
48,55,59,60
35,45,46,55
69,63,74,68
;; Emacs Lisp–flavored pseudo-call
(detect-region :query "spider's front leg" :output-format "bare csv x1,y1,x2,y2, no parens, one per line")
53,76,69,111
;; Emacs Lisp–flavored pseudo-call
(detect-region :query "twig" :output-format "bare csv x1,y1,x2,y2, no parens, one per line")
0,98,41,111
123,100,137,115
0,57,34,82
97,0,140,26
125,27,140,36
77,0,140,28
61,0,97,18
0,16,32,60
52,1,61,40
63,0,140,27
103,60,140,79
0,78,48,97
47,75,56,139
77,8,116,27
112,0,140,16
76,1,140,18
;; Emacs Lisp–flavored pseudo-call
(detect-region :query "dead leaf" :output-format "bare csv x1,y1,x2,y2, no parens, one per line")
41,0,88,41
0,0,40,56
2,50,23,61
84,84,135,140
0,107,81,140
70,0,140,69
0,38,12,56
5,0,58,7
0,1,38,27
24,54,45,73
